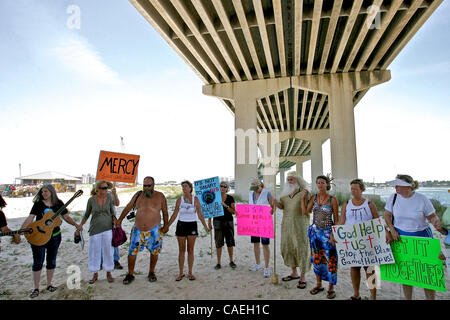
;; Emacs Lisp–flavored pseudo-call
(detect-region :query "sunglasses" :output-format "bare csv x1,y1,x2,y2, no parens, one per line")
220,185,228,188
99,187,108,190
144,184,153,188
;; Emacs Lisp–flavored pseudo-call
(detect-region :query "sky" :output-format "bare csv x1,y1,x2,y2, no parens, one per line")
0,0,449,186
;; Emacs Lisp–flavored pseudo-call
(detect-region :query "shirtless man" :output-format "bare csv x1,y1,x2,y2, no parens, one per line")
116,176,168,284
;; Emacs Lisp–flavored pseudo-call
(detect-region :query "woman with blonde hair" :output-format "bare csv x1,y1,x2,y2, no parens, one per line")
384,174,448,300
80,180,117,284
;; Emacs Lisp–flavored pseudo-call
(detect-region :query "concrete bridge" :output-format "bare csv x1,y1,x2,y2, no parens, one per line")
130,0,442,197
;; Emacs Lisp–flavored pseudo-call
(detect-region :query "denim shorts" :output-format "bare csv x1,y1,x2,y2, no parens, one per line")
394,226,433,238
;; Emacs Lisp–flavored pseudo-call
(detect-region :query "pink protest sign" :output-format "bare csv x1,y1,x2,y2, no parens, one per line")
236,204,274,239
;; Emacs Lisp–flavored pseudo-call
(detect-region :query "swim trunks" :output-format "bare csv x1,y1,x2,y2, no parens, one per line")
128,224,163,256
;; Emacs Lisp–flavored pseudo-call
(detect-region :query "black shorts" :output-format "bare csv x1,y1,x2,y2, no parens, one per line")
250,236,270,245
213,220,235,248
175,221,198,237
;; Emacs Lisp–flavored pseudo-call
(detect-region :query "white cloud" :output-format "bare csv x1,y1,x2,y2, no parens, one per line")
52,36,123,85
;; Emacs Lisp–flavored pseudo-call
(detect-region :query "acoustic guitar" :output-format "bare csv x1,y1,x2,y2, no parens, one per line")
0,228,32,237
25,190,83,246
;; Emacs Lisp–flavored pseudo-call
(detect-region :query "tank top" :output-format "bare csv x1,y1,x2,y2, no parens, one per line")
312,194,335,229
249,189,270,205
345,198,373,225
179,195,197,222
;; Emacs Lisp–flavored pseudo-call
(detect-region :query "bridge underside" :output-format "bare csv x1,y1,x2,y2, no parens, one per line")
131,0,442,196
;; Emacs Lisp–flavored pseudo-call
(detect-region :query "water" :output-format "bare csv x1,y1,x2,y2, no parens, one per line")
365,187,450,207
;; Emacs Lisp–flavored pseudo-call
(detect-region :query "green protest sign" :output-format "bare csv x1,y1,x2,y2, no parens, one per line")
380,236,446,292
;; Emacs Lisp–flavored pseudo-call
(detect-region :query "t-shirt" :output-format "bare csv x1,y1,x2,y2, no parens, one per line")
0,210,7,229
385,192,435,232
30,200,68,236
214,194,235,222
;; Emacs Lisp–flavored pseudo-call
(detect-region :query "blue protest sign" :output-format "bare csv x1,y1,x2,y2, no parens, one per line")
194,176,224,219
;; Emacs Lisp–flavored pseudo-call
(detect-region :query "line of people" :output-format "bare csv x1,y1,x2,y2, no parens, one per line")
2,173,448,300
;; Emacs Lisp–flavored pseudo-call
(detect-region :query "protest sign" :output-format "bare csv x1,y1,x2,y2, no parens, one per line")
96,150,140,183
235,204,274,239
332,218,395,267
194,177,223,219
444,247,450,276
380,236,446,292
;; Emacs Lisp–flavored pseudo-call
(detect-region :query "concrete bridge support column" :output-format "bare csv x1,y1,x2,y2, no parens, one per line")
310,136,324,192
295,160,304,178
328,75,358,194
279,168,286,189
234,95,258,198
203,78,290,199
292,70,391,194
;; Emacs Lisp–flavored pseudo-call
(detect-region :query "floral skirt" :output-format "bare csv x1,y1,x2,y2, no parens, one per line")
307,224,338,285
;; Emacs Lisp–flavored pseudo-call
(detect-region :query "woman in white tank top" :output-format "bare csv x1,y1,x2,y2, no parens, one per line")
167,180,210,281
336,179,379,301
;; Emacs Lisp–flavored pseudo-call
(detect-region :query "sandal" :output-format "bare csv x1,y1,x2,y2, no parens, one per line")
297,281,307,289
122,273,135,285
229,261,237,269
29,289,39,298
88,273,98,284
148,272,157,282
175,274,185,281
282,275,300,281
107,273,115,283
349,296,361,300
46,285,57,292
310,286,324,295
188,274,196,281
327,290,336,299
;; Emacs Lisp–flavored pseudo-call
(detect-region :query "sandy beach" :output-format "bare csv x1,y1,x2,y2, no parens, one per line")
0,188,448,301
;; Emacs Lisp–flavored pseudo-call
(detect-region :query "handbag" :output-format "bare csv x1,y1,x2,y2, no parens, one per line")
112,226,127,247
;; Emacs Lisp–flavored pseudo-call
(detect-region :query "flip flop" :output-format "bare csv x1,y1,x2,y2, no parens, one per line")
296,281,307,289
46,285,57,292
310,286,324,295
123,274,135,285
29,289,39,298
175,274,185,281
282,275,300,281
188,274,196,281
349,296,361,300
148,272,157,282
327,290,336,299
